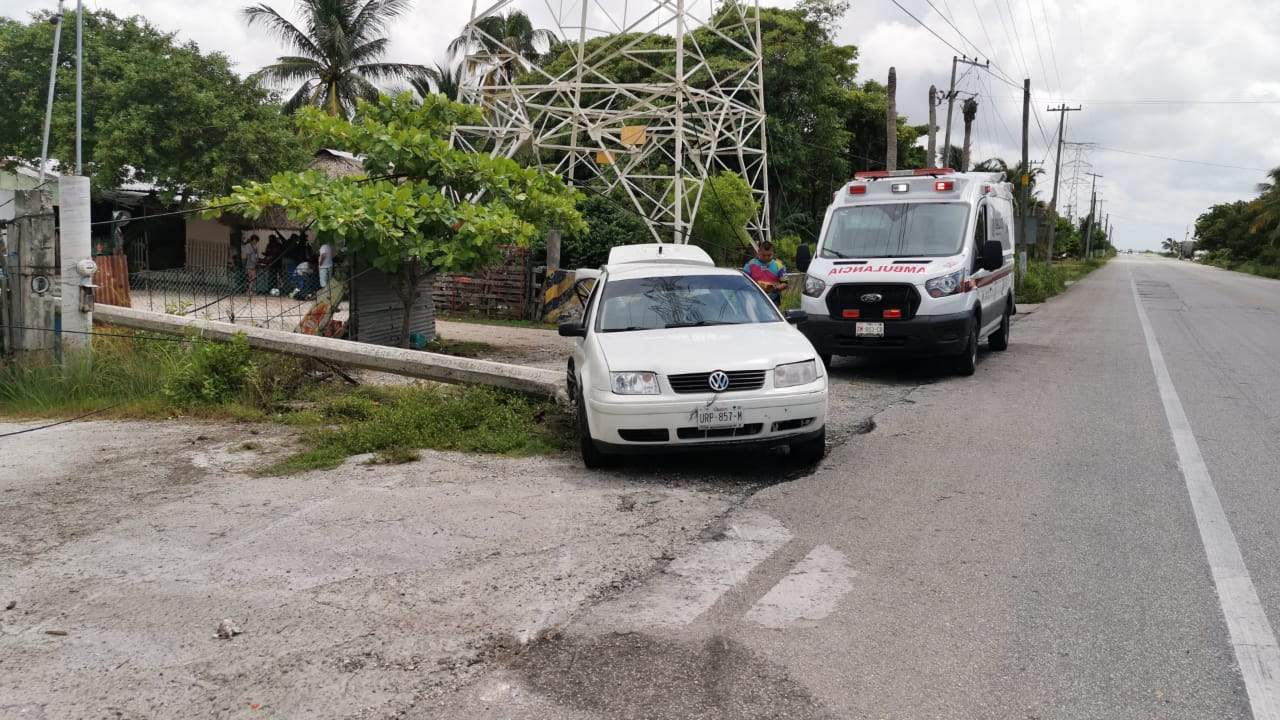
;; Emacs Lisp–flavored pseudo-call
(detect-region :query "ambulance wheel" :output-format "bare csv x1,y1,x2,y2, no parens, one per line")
577,385,611,469
954,323,978,376
989,302,1011,351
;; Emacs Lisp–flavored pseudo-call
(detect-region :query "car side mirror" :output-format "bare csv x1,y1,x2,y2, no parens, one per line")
785,309,808,324
558,321,587,338
981,240,1004,272
795,244,812,273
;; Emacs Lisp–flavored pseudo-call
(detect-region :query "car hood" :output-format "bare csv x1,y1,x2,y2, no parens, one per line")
596,322,818,374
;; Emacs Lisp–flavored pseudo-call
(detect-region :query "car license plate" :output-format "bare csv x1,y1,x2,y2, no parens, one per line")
856,321,885,337
697,405,743,429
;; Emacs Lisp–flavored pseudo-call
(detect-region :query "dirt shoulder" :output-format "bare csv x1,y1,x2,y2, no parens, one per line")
0,418,745,719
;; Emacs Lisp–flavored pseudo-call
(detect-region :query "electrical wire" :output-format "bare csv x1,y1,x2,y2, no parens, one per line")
0,402,127,439
1092,146,1270,172
1037,0,1065,93
888,0,968,57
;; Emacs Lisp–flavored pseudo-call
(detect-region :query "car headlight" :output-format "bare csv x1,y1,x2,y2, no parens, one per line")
610,371,660,395
802,274,827,298
774,360,817,388
925,269,967,298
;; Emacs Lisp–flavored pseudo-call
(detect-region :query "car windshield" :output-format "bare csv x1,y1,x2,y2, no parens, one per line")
819,202,969,258
595,273,781,332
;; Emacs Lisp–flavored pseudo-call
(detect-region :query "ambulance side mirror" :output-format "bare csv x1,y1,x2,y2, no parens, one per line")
980,240,1004,272
795,244,812,272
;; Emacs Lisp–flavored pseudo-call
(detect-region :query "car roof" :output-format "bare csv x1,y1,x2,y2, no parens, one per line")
607,243,713,266
604,263,742,281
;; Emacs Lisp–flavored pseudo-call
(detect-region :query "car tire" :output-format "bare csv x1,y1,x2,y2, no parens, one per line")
988,301,1011,351
577,386,611,469
954,321,978,376
790,426,826,465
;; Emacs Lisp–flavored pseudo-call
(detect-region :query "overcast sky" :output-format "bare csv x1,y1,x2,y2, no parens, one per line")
7,0,1279,251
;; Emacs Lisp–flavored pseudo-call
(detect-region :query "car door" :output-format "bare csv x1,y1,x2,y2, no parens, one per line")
968,202,1002,334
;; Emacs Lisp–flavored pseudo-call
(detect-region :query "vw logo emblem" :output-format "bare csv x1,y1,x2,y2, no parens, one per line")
708,370,731,392
861,293,883,303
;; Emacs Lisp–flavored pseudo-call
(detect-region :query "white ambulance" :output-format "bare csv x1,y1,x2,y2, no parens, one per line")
794,169,1016,375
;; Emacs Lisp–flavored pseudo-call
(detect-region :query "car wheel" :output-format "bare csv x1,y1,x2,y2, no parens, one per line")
790,426,826,465
988,301,1011,351
577,386,610,469
954,321,978,376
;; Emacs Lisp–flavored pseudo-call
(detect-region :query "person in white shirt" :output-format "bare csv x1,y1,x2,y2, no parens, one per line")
318,242,334,288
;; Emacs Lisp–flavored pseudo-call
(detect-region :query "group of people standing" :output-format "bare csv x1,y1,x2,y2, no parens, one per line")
236,231,333,300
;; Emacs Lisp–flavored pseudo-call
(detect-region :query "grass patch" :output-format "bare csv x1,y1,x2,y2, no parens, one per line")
1017,257,1109,303
427,336,498,358
1,327,575,475
261,384,572,475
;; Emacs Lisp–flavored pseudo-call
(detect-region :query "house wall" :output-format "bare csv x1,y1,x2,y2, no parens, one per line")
186,218,231,270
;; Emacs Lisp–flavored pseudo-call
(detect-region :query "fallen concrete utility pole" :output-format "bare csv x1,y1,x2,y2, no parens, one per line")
95,305,568,404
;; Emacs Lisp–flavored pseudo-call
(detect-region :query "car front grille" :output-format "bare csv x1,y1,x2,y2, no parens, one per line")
825,283,921,320
668,370,767,394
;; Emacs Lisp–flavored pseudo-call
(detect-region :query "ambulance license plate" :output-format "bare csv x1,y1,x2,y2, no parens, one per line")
697,405,743,429
856,322,885,337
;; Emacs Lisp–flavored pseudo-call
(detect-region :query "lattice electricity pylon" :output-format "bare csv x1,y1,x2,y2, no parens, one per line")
451,0,771,247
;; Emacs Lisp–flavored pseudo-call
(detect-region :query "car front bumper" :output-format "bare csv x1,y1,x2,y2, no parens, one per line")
799,311,973,357
585,385,828,453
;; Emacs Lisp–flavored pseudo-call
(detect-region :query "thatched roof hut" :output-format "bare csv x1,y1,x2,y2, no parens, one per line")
216,149,365,230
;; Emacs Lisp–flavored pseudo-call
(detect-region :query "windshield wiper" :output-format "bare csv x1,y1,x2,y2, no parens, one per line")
665,320,735,328
822,250,852,258
601,326,650,332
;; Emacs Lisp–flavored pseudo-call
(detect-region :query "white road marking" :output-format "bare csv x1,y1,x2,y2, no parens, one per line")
585,511,792,629
744,544,855,629
1131,273,1280,719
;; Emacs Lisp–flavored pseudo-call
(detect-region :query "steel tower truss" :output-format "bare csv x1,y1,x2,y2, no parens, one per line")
453,0,771,246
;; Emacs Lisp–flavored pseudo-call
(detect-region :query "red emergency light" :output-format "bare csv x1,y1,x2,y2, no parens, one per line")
935,181,954,191
848,184,867,195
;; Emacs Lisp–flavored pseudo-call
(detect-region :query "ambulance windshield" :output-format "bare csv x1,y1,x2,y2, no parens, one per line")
819,202,969,258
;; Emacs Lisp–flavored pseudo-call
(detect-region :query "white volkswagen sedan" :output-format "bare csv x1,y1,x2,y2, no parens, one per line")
559,244,828,468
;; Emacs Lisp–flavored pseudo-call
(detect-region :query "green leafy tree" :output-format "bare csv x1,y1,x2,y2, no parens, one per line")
243,0,422,118
1194,200,1253,257
0,10,306,198
212,93,585,346
559,194,652,269
447,9,556,85
690,171,759,264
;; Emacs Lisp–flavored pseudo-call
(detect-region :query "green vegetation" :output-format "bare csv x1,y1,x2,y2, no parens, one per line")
262,384,569,475
1192,169,1280,278
0,9,306,199
0,330,572,473
1017,257,1110,304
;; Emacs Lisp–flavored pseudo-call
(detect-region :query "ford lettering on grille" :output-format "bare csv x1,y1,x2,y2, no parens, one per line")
708,370,731,392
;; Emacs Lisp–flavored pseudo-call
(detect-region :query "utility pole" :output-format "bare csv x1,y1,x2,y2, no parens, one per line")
1084,172,1102,258
941,57,988,168
886,67,898,171
927,84,938,168
1044,104,1081,266
1018,78,1030,282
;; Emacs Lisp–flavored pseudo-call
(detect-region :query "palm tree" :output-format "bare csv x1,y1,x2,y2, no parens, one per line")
243,0,423,118
409,60,465,102
1162,237,1181,255
1247,166,1280,246
447,9,556,86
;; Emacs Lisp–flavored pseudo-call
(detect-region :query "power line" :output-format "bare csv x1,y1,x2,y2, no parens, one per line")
1093,146,1271,172
1038,0,1065,93
889,0,967,57
1021,0,1054,96
924,0,985,58
0,402,126,439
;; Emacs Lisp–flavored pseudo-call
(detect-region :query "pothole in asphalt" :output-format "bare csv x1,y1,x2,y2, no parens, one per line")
514,633,836,720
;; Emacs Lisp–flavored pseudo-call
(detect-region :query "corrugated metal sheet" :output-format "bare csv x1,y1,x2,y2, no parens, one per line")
352,261,435,347
93,255,132,307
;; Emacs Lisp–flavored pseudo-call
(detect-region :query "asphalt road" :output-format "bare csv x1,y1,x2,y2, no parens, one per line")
429,255,1280,719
